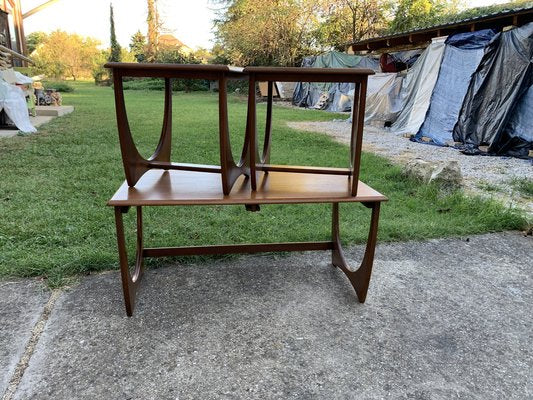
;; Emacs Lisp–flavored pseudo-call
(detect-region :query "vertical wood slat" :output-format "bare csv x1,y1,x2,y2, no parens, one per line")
247,75,258,190
149,78,173,163
218,75,231,194
262,81,274,164
351,78,368,196
112,72,148,186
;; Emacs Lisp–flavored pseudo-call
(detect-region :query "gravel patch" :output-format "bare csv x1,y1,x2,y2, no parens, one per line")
287,120,532,215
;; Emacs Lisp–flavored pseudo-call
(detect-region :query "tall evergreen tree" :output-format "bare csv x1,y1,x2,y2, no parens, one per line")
109,2,121,62
130,30,147,62
146,0,160,62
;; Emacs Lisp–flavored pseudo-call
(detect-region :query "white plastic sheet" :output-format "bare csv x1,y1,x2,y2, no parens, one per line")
0,69,33,85
363,73,403,124
0,80,36,133
390,38,446,136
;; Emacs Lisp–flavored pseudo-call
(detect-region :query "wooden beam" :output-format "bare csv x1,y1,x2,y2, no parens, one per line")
22,0,60,18
12,0,27,63
0,43,33,63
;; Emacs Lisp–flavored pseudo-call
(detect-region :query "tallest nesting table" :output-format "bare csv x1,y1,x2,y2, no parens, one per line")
105,62,387,316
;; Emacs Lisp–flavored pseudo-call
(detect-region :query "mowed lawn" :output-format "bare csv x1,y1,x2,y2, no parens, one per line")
0,81,525,286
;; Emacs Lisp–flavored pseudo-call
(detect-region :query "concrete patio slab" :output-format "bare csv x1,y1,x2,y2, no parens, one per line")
35,106,74,117
0,128,19,138
10,232,533,399
0,280,49,396
0,116,58,138
30,116,55,128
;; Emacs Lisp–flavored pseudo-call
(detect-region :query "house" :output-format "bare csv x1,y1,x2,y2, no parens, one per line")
158,34,193,55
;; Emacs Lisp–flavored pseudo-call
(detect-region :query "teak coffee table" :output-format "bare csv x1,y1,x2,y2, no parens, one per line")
105,62,387,316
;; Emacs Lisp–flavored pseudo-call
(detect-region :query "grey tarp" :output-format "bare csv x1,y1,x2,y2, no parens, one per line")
416,30,496,145
390,38,446,136
292,51,380,112
362,73,403,124
453,22,533,157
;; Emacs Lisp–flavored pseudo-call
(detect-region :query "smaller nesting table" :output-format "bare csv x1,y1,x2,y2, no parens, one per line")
105,62,387,316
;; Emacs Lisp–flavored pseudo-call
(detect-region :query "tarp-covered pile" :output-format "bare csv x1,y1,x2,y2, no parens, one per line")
389,37,446,136
415,29,496,145
453,22,533,157
0,69,36,133
292,51,380,112
363,73,403,124
292,23,533,157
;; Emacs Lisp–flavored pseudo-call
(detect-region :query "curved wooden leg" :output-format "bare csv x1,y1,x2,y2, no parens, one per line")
149,78,173,163
332,202,380,303
114,206,144,316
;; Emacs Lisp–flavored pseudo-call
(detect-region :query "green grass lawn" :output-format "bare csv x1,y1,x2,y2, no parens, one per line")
0,81,525,286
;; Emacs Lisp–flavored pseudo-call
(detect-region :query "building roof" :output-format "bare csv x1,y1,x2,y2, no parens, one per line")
350,4,533,52
159,34,192,51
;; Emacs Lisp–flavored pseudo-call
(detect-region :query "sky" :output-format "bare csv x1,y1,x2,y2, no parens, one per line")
22,0,220,49
22,0,509,50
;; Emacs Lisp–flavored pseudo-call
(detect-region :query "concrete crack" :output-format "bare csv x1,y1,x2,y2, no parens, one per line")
2,289,62,400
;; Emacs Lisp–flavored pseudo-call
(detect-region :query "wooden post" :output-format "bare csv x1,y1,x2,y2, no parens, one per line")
12,0,27,65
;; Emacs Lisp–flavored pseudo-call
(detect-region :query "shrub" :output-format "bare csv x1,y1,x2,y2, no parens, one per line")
41,81,75,92
122,77,209,92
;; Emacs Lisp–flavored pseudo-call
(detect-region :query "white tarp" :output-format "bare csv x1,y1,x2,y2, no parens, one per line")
0,80,36,133
390,37,446,136
1,69,33,85
364,72,403,124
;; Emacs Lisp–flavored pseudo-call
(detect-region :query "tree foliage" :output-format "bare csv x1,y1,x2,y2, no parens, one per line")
413,0,533,31
109,2,122,63
213,0,500,64
129,30,147,62
26,31,48,54
388,0,457,32
31,31,101,80
315,0,391,50
214,0,327,66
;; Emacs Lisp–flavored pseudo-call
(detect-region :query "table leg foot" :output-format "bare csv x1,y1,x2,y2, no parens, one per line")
331,202,380,303
114,206,145,316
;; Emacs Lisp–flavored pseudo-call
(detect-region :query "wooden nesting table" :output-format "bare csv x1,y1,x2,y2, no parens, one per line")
105,62,387,316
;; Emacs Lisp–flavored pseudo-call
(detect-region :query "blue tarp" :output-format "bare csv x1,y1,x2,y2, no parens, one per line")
415,30,496,145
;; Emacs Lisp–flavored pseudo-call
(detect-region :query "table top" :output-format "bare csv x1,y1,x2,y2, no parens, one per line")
108,169,387,207
244,66,375,83
104,62,245,79
104,63,375,82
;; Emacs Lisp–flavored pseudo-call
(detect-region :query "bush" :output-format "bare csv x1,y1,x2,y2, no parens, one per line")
122,77,209,92
14,67,33,77
41,81,75,92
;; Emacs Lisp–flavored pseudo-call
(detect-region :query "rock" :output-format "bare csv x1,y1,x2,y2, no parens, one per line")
403,159,436,183
429,160,463,188
403,159,463,188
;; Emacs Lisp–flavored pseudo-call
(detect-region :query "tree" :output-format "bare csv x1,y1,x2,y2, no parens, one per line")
146,0,161,61
32,30,101,80
108,2,121,63
26,31,48,54
214,0,327,66
315,0,390,50
192,47,211,63
130,30,146,62
389,0,458,32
